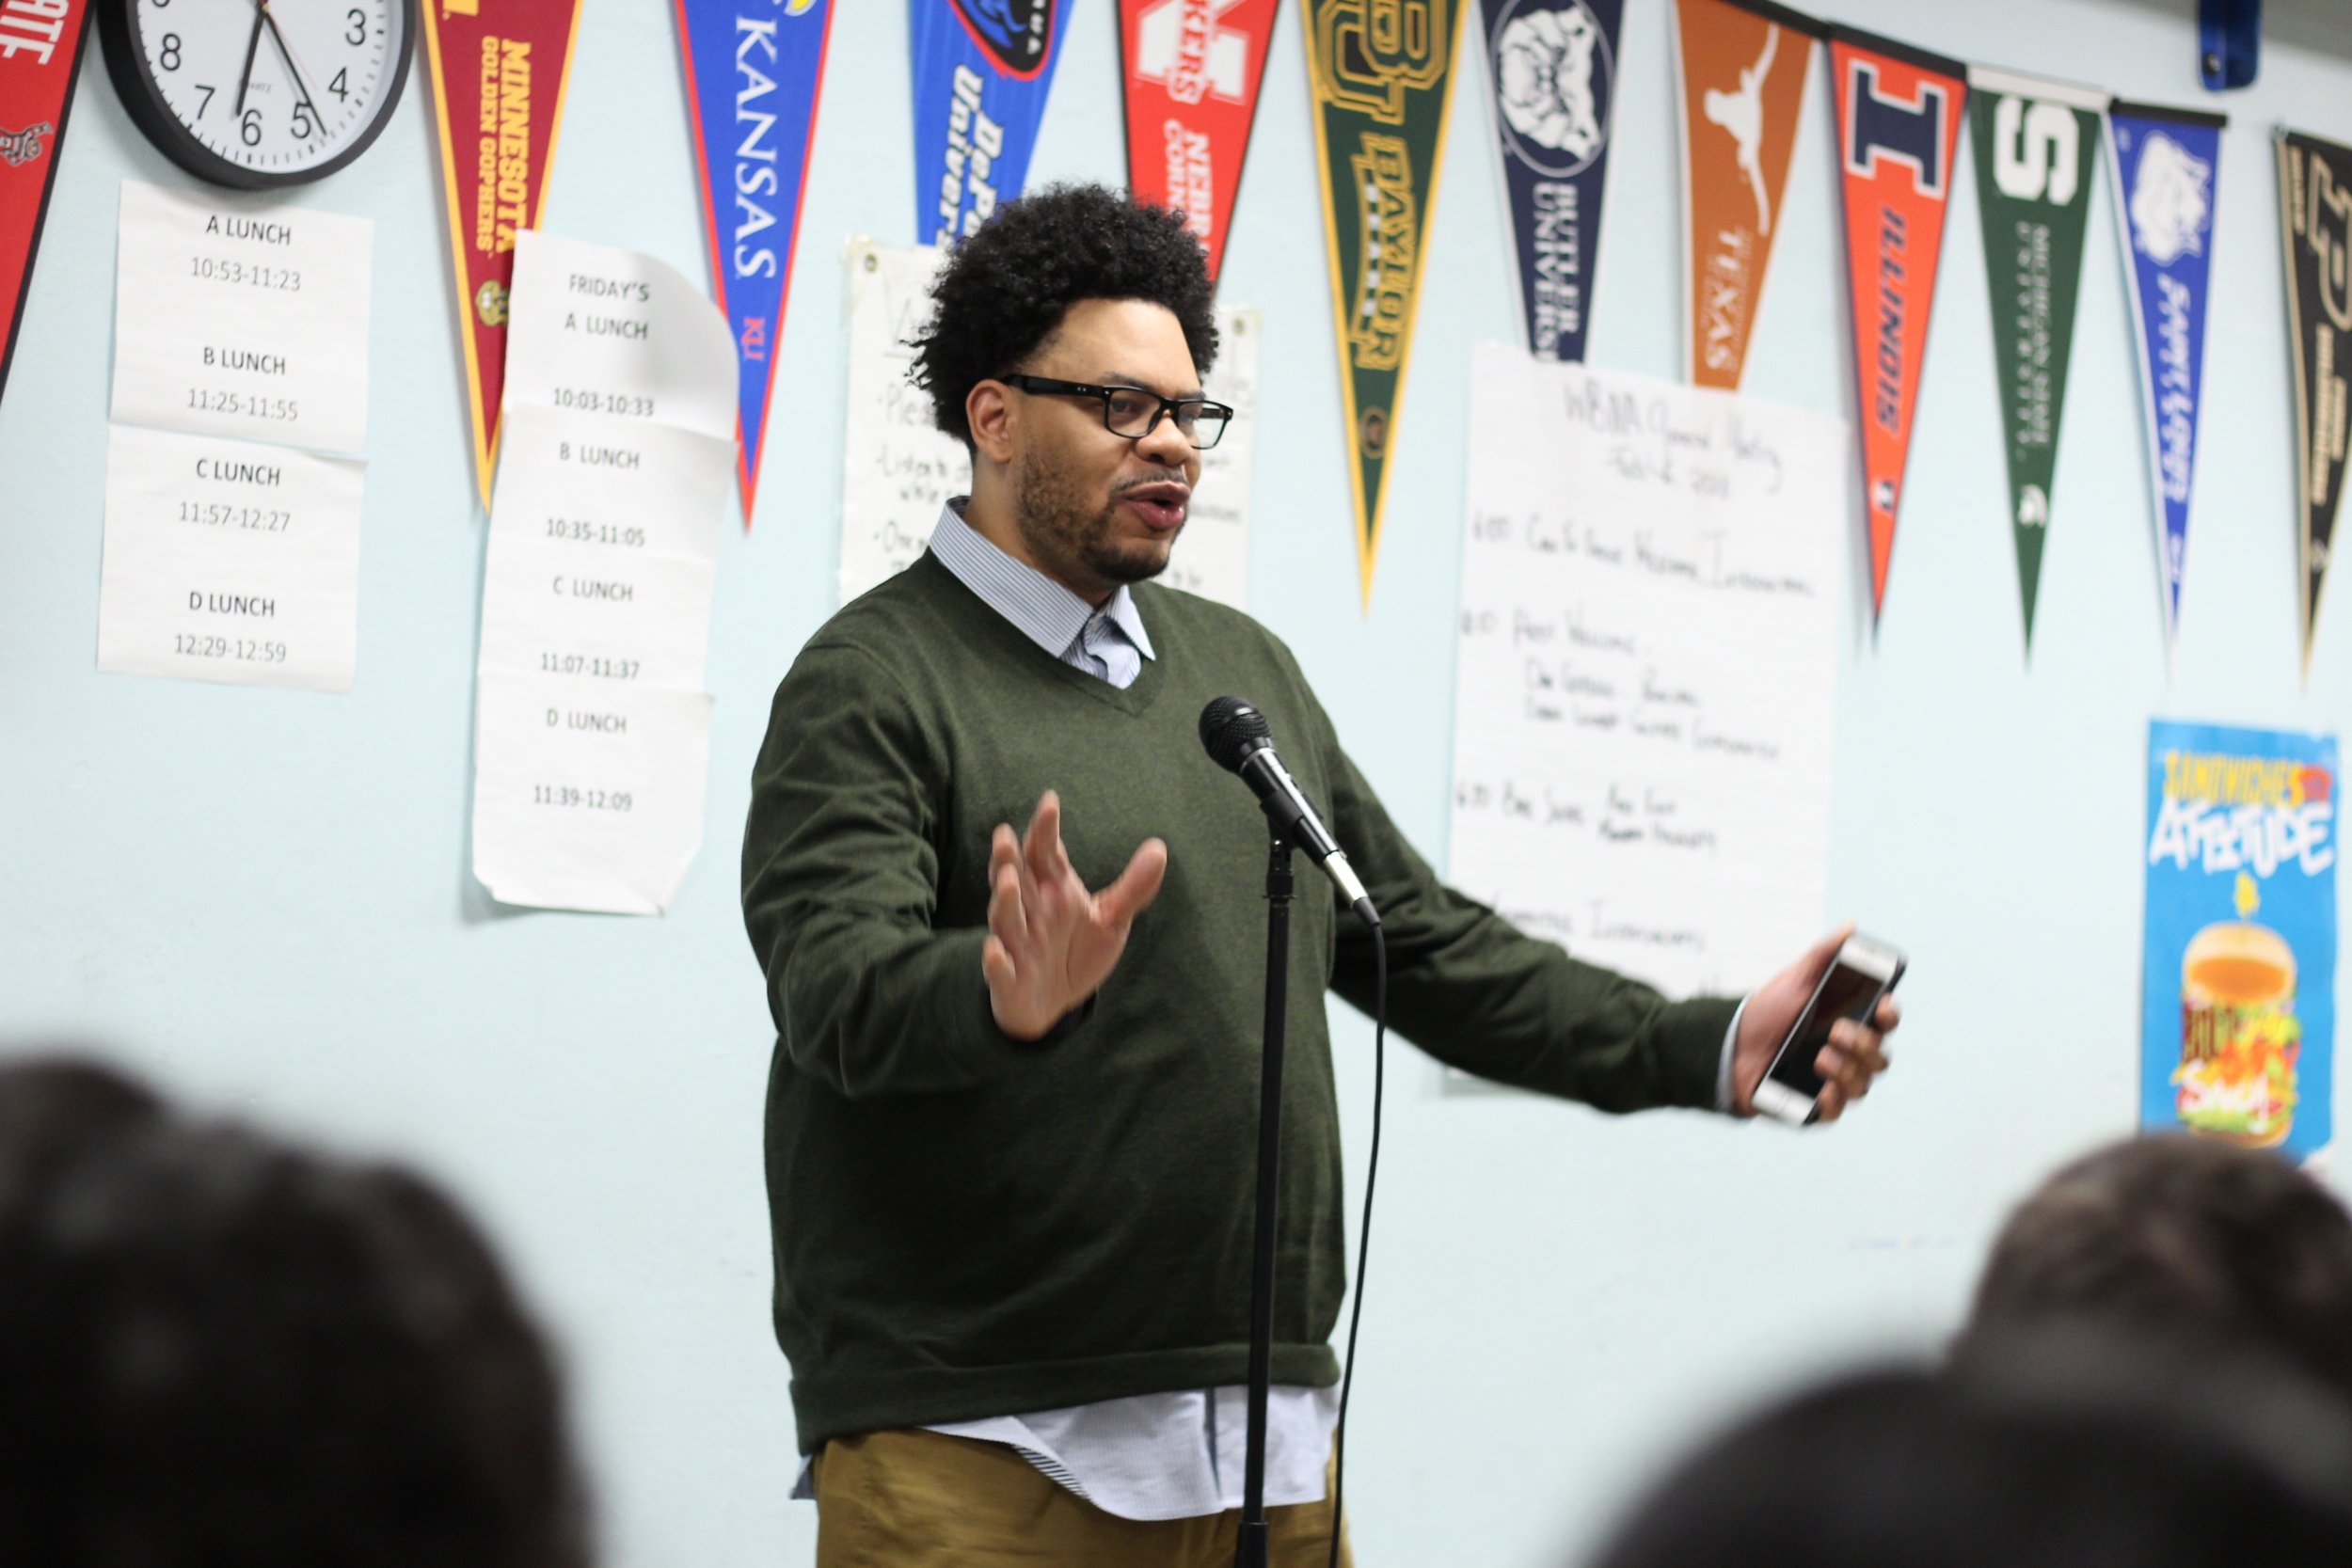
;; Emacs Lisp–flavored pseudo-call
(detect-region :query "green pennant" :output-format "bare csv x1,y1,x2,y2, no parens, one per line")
1968,68,2106,654
1303,0,1462,610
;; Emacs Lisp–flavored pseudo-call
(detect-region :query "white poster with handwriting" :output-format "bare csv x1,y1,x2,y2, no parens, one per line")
469,230,737,916
1448,349,1845,1000
836,239,1255,612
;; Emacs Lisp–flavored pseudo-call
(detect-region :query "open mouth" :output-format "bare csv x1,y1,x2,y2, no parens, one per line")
1120,481,1190,531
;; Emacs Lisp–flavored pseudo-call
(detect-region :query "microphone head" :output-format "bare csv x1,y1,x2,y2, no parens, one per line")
1199,696,1272,773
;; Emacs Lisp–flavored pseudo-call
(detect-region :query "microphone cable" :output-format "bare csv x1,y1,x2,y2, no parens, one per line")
1327,923,1385,1568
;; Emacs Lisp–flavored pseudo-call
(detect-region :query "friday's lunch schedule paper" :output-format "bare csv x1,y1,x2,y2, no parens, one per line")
1448,350,1846,1001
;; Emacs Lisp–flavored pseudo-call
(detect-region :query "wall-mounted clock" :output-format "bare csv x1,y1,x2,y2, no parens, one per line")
97,0,418,190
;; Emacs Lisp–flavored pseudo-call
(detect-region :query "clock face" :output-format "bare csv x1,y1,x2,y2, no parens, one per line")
101,0,417,188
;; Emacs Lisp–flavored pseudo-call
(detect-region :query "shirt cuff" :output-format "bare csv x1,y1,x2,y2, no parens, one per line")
1716,995,1749,1115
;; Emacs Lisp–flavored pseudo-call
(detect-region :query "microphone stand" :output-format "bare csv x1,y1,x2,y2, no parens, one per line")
1236,826,1293,1568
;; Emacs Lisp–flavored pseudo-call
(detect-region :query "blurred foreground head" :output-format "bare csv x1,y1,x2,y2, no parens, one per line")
1584,1334,2352,1568
0,1062,588,1568
1963,1133,2352,1402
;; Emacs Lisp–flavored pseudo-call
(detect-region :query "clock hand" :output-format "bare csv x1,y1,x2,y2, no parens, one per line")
232,0,267,118
258,4,326,133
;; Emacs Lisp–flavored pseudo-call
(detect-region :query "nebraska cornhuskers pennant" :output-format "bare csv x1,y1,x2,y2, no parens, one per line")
421,0,586,507
1304,0,1462,609
1672,0,1817,390
2277,129,2352,675
1967,66,2106,656
912,0,1066,246
675,0,833,524
1475,0,1621,363
0,0,90,404
1118,0,1277,283
1827,24,1966,628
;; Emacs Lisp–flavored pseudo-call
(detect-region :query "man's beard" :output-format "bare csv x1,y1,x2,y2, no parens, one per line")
1012,454,1180,591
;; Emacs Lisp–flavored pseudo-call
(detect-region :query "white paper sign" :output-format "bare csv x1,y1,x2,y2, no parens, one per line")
96,425,363,691
1448,349,1846,999
476,540,719,691
502,229,738,442
487,404,733,559
110,182,373,454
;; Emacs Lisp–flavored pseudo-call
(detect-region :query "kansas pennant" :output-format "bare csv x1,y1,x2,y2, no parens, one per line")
422,0,585,506
2108,100,2224,665
1304,0,1462,608
1967,67,2106,655
1673,0,1817,390
912,0,1066,246
1827,25,1965,627
2278,129,2352,674
1118,0,1277,282
0,0,88,404
1474,0,1621,362
676,0,833,522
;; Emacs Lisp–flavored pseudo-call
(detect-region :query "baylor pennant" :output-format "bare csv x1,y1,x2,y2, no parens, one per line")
1304,0,1462,609
2278,129,2352,675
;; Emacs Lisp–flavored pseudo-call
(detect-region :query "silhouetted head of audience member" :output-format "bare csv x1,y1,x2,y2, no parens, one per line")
0,1056,163,1207
1583,1333,2352,1568
1962,1133,2352,1402
0,1088,590,1568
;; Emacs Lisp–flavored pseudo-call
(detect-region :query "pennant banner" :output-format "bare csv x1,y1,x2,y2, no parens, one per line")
2108,99,2224,664
0,0,89,404
1968,67,2106,654
1473,0,1621,362
1673,0,1817,390
912,0,1066,246
1827,24,1966,626
1304,0,1463,608
676,0,833,522
1118,0,1278,281
422,0,585,507
2279,129,2352,674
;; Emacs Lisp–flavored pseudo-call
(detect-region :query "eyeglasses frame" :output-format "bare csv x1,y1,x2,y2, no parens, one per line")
999,373,1236,451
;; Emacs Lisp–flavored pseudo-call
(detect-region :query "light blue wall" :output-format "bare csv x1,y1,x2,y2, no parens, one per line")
6,1,2352,1563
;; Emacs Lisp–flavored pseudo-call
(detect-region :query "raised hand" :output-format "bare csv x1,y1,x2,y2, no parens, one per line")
980,791,1168,1040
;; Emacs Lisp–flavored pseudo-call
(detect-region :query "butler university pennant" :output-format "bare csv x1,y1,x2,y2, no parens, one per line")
0,0,88,404
2278,129,2352,675
1118,0,1278,282
911,0,1066,246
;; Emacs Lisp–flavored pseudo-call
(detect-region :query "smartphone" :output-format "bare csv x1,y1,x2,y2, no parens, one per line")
1751,933,1906,1126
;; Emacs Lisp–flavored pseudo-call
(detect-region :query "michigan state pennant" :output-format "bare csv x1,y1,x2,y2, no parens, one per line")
1118,0,1277,282
1475,0,1621,362
2108,100,2224,667
1673,0,1818,390
912,0,1065,246
0,0,89,404
2278,129,2352,675
1827,25,1966,628
422,0,585,507
676,0,833,522
1968,67,2106,655
1305,0,1462,608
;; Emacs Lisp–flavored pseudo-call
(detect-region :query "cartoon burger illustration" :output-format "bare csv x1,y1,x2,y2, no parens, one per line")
2173,875,2299,1148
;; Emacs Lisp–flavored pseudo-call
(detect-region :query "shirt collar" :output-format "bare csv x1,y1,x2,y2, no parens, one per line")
928,500,1156,662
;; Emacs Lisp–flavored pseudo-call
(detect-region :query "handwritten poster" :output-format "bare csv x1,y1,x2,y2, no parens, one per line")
2143,721,2337,1169
1448,349,1844,998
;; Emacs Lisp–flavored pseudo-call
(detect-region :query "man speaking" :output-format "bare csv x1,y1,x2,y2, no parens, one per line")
741,183,1897,1566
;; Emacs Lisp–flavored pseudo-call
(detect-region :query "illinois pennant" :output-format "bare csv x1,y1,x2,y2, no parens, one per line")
1304,0,1463,609
1672,0,1818,390
421,0,585,507
0,0,89,404
1118,0,1277,282
912,0,1066,246
1827,24,1966,627
676,0,833,522
2277,129,2351,674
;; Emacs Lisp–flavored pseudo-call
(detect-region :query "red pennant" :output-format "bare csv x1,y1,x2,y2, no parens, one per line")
0,0,89,403
1117,0,1278,280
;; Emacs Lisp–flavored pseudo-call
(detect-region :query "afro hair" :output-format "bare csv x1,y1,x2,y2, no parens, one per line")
912,182,1220,450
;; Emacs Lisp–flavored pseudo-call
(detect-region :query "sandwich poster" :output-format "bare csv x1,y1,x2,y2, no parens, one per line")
2143,720,2337,1169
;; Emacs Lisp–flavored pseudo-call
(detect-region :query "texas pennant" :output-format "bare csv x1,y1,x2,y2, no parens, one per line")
2107,99,2224,666
1475,0,1621,362
912,0,1066,246
421,0,585,506
1967,67,2106,655
1117,0,1277,282
0,0,89,404
676,0,833,522
1673,0,1818,389
2278,130,2352,674
1827,25,1966,626
1304,0,1463,608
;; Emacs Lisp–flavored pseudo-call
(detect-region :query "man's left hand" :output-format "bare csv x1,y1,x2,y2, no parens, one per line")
1728,926,1900,1121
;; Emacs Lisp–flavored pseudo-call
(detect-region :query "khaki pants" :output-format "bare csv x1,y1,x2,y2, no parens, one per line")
812,1427,1356,1568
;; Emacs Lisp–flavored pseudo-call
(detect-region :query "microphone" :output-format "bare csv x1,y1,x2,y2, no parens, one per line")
1200,697,1380,928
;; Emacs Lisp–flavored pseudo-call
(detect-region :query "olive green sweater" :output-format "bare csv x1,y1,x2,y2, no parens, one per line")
741,553,1736,1454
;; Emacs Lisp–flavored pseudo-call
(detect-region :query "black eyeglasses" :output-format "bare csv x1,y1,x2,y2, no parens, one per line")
1002,374,1235,450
